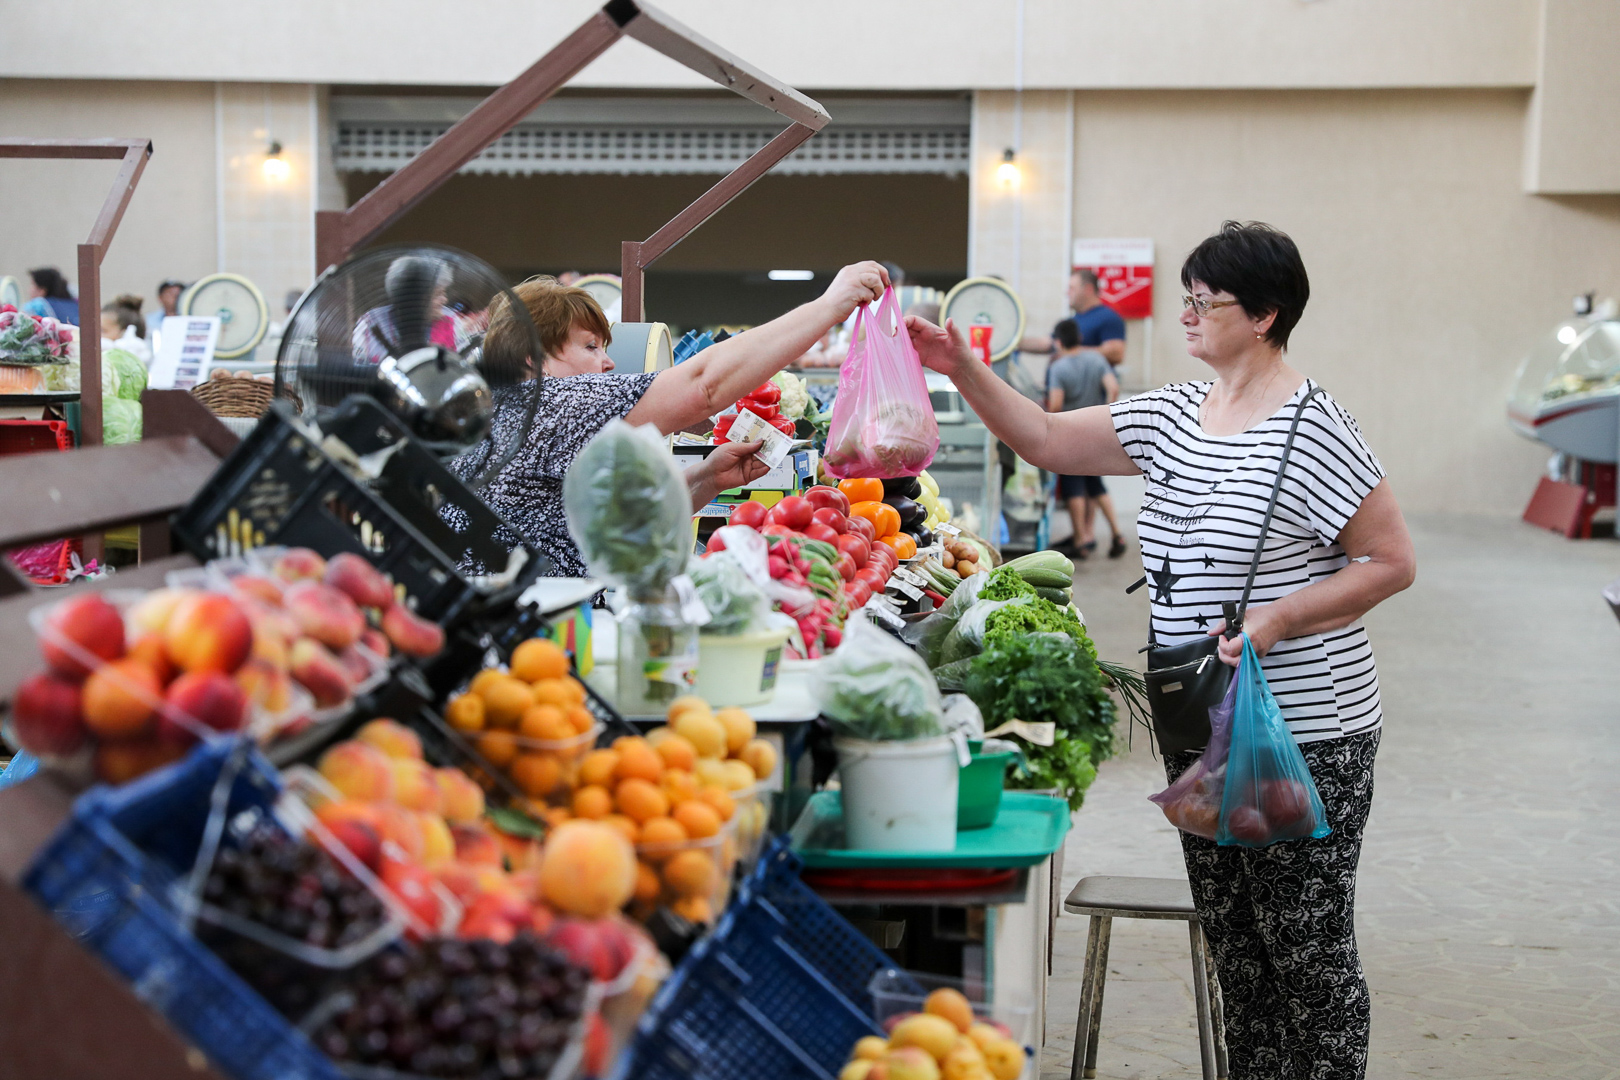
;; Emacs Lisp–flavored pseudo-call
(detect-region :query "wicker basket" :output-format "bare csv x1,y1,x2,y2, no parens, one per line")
190,374,295,419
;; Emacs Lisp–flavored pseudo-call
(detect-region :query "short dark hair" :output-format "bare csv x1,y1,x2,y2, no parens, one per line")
1053,319,1082,350
29,267,71,300
1071,268,1100,291
1180,221,1309,350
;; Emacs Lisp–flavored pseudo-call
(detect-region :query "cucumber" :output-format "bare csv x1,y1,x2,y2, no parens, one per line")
1017,568,1075,589
1035,586,1072,606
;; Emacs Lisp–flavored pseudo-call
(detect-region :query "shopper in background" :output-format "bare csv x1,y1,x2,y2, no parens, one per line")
908,221,1415,1080
1045,319,1124,559
450,262,891,577
23,268,78,325
146,279,184,340
352,256,463,364
100,295,153,367
1022,268,1125,367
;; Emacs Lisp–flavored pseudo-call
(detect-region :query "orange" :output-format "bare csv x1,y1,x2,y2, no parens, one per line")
520,704,573,742
672,800,722,840
565,704,595,735
480,676,533,729
654,733,698,772
572,784,613,820
614,741,665,783
510,638,568,682
579,748,620,788
634,860,662,904
671,895,713,924
662,849,718,898
639,816,689,851
476,730,519,768
838,478,883,503
698,786,736,821
615,778,669,824
662,768,700,805
531,679,574,709
714,708,756,755
602,814,641,844
444,692,485,733
511,753,563,798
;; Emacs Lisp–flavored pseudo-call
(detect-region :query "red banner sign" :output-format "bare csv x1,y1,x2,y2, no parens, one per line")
1073,238,1154,320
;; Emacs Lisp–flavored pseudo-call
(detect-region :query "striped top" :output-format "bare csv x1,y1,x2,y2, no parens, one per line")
1110,380,1385,743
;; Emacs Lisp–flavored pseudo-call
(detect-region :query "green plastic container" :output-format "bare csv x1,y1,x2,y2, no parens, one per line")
957,740,1017,830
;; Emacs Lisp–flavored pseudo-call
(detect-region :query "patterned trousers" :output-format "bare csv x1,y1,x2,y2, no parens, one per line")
1165,729,1381,1080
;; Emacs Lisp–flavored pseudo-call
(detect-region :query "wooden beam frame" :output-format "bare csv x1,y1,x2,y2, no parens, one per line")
313,0,828,318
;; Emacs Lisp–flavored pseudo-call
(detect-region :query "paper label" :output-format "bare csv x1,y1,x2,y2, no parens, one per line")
887,576,924,600
724,408,793,469
985,719,1057,746
891,568,928,589
937,523,962,538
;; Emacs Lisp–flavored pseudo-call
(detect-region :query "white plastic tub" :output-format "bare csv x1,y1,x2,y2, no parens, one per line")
694,625,792,707
834,735,960,852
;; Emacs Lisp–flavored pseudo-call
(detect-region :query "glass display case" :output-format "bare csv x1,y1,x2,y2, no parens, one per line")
1507,315,1620,464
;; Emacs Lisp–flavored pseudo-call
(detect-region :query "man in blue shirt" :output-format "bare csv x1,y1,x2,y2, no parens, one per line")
1021,269,1125,367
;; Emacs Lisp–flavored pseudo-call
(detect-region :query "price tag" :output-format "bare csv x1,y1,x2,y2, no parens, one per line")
891,568,928,590
724,408,793,468
937,523,962,538
886,576,924,601
985,719,1057,746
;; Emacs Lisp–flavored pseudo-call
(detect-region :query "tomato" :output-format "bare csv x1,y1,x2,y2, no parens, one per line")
838,478,884,504
868,544,897,572
804,522,840,545
761,523,797,539
810,508,847,534
741,401,779,422
744,382,781,406
856,567,888,591
844,514,876,543
728,500,769,529
844,579,872,607
834,533,870,568
705,532,727,553
771,415,797,436
804,486,851,516
767,495,814,531
832,553,857,582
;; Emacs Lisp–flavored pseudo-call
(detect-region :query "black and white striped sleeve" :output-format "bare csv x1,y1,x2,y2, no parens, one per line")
1109,386,1175,476
1298,396,1385,545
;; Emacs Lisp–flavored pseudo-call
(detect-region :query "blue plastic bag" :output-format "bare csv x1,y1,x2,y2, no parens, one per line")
1151,637,1329,846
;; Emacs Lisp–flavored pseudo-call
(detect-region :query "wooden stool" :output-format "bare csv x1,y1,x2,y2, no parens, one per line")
1064,876,1227,1080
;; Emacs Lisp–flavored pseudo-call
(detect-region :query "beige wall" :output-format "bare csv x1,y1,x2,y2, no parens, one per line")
1043,88,1620,517
216,82,320,311
1524,0,1620,193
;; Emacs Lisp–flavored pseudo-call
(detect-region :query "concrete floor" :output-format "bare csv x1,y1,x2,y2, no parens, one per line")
1039,501,1620,1079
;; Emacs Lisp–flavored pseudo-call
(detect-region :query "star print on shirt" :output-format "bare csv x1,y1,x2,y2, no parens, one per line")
1194,612,1209,628
1202,554,1216,569
1149,554,1181,605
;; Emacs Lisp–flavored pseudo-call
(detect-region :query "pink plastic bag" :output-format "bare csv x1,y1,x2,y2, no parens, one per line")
823,287,939,479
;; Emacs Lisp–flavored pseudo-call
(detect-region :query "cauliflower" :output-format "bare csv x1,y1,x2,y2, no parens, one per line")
771,371,811,422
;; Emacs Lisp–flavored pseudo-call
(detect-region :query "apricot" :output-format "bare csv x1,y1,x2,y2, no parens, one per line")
543,807,573,829
82,658,163,739
615,741,665,784
601,814,640,844
884,1046,942,1080
289,637,353,707
662,849,718,899
891,1014,959,1062
381,603,444,658
357,718,423,760
661,768,700,806
511,638,568,682
417,812,455,866
570,784,611,820
720,760,757,792
698,786,736,822
511,753,564,799
444,692,486,733
925,987,976,1034
852,1036,890,1062
654,733,698,773
664,695,711,725
165,592,253,674
644,726,674,747
435,768,486,824
633,861,662,904
940,1043,987,1080
318,740,394,802
468,668,505,697
390,758,443,813
323,552,394,609
638,816,688,852
673,711,726,759
519,704,573,742
40,593,126,679
530,678,574,709
740,738,778,783
978,1038,1023,1080
538,820,637,918
965,1025,1004,1053
10,671,86,756
480,676,533,729
670,894,713,925
564,704,594,735
615,778,669,824
840,1062,875,1080
672,800,722,840
715,707,756,756
694,756,729,790
475,731,519,768
578,749,620,788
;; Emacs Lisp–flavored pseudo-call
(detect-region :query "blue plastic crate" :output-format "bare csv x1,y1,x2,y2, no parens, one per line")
614,840,921,1080
22,740,343,1080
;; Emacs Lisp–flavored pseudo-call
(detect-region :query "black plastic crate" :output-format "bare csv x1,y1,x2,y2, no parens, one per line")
171,399,548,625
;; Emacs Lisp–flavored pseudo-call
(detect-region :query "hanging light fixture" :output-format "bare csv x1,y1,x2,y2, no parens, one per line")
996,147,1021,188
262,141,289,182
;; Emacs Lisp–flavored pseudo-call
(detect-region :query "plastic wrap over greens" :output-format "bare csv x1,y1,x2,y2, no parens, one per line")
563,420,691,599
814,613,942,742
691,550,772,636
937,596,1033,666
907,571,988,667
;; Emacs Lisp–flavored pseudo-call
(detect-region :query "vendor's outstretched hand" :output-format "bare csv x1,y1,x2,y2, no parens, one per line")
687,440,770,509
820,262,891,323
906,315,974,377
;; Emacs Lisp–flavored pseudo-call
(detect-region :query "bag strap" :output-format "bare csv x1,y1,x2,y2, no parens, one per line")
1227,383,1324,637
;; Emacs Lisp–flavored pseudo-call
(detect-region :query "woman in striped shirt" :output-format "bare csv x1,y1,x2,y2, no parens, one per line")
908,221,1415,1080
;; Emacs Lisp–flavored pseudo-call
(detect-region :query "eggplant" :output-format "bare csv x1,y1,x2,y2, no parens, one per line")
882,476,923,500
884,496,924,528
913,526,935,549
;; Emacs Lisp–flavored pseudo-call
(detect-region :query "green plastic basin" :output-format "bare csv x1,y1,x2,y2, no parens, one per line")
958,741,1016,830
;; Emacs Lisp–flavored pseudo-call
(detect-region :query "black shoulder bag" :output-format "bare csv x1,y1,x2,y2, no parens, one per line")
1138,386,1322,754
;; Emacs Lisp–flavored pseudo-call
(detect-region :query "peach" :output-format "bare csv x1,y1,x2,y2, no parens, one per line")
356,718,423,760
11,671,87,755
496,831,543,873
547,916,638,983
360,627,391,658
319,817,382,872
883,1047,941,1080
891,1014,959,1062
235,658,294,713
271,547,326,582
538,821,637,918
435,767,486,824
317,740,394,801
381,857,440,930
290,637,353,707
417,812,455,866
925,987,976,1033
40,593,125,679
127,633,177,684
336,645,374,686
158,671,248,746
93,737,185,785
82,658,163,739
165,592,252,674
314,798,384,832
433,862,484,906
242,601,295,667
229,574,285,606
382,603,444,658
323,552,395,609
374,804,427,863
284,580,365,651
390,758,443,813
720,759,757,791
451,823,503,867
127,588,193,637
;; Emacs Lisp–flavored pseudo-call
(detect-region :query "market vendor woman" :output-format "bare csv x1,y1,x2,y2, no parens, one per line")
451,262,890,577
907,222,1415,1080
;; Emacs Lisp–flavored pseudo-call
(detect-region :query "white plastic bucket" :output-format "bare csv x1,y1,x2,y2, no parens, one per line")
835,735,960,852
694,626,791,707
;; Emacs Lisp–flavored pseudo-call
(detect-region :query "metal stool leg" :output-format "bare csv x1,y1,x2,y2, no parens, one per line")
1082,918,1112,1079
1188,920,1218,1080
1202,931,1228,1079
1069,915,1110,1080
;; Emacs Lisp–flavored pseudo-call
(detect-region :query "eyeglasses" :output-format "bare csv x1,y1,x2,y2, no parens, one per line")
1182,295,1242,317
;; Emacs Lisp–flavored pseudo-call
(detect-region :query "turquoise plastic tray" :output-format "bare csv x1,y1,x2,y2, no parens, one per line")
788,790,1070,869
